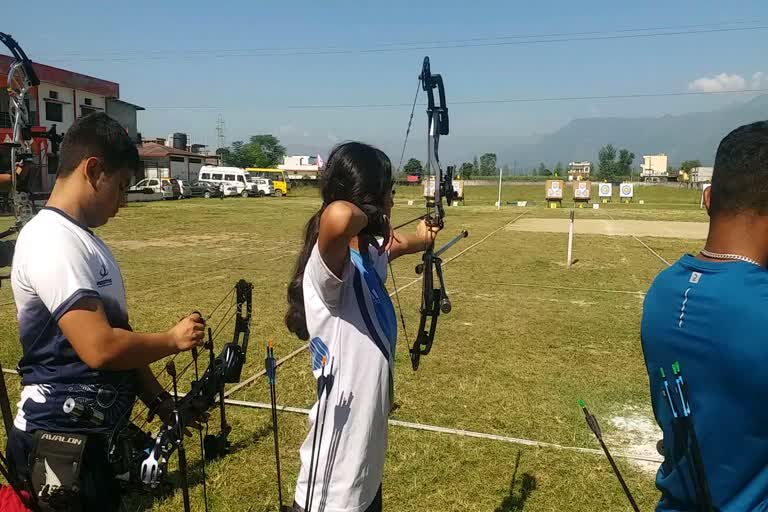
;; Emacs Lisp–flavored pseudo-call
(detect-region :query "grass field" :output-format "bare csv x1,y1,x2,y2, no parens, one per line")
0,184,708,511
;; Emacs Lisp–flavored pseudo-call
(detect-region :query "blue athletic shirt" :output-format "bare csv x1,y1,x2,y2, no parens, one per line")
641,254,768,511
10,207,137,434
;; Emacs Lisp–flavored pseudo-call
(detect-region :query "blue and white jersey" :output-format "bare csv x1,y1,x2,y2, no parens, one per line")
294,241,396,512
10,207,137,434
642,255,768,511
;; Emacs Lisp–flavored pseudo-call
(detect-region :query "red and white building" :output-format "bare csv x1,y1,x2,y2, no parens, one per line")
0,55,143,192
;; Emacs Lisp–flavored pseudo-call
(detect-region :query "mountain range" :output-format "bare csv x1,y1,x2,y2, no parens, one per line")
283,95,768,171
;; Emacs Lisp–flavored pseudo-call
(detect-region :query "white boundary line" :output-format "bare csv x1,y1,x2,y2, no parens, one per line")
223,343,308,398
502,282,645,296
603,211,671,267
631,235,671,267
221,397,663,464
390,211,529,296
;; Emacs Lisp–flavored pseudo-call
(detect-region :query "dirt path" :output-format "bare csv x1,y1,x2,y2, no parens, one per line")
506,218,707,239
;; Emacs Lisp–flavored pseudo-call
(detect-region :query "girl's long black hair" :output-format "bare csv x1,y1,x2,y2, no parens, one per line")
285,141,393,340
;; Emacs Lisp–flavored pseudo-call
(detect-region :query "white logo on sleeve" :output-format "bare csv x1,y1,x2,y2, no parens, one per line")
689,271,702,284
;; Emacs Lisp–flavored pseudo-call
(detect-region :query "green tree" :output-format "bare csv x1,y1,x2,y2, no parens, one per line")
459,162,474,178
479,153,497,176
222,135,286,168
679,159,702,173
554,161,563,177
403,158,423,176
537,162,551,176
502,164,511,177
598,144,618,181
617,149,635,177
472,155,480,176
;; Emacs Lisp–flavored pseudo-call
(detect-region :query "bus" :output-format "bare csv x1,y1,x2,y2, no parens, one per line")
245,168,290,196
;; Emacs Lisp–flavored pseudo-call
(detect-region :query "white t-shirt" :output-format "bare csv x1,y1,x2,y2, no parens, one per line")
10,207,136,433
294,242,397,512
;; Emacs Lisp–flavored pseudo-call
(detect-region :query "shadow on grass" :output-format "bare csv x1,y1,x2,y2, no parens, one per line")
120,421,273,511
495,451,537,512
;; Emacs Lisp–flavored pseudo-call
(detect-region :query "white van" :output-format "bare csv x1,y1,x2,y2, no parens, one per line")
198,166,262,197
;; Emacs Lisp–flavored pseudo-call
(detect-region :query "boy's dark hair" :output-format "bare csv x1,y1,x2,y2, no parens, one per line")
57,112,140,178
710,121,768,217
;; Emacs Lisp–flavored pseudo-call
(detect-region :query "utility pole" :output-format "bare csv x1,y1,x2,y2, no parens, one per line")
496,165,502,210
216,114,226,150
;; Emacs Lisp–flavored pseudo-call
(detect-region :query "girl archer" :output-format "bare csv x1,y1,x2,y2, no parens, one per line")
285,141,439,512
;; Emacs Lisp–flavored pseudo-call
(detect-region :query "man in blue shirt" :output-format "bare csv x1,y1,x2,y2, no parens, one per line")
642,121,768,511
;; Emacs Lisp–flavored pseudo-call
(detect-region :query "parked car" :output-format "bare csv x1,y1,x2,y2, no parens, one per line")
189,180,223,198
248,176,273,196
161,178,182,200
129,178,162,193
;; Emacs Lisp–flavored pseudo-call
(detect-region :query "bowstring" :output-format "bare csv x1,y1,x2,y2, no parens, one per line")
396,80,422,173
390,77,422,349
127,285,238,428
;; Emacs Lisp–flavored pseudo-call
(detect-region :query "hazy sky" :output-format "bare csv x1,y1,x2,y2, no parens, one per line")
9,0,768,161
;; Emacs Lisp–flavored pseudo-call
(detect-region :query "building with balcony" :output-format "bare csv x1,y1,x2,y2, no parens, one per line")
640,154,669,182
0,55,143,192
278,155,321,180
567,161,591,181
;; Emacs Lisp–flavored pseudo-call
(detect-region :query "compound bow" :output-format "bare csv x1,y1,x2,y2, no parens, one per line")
0,32,40,279
394,56,468,371
88,279,254,512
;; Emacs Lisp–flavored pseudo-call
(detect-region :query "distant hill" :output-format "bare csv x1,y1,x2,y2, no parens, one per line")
282,95,768,171
496,94,768,170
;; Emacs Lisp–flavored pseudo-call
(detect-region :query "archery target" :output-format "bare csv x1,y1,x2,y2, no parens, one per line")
598,183,612,197
545,179,564,199
619,183,634,198
574,181,591,199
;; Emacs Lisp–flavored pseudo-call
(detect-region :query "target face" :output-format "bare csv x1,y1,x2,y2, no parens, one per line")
619,183,634,198
545,180,564,199
599,183,612,197
574,181,590,199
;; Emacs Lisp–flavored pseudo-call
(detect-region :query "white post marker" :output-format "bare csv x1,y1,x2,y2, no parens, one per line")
497,167,503,210
567,209,574,268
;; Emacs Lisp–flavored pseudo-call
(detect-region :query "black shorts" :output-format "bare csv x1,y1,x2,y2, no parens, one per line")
5,427,122,512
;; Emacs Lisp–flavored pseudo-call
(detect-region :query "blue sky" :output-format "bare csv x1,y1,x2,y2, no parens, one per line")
9,0,768,162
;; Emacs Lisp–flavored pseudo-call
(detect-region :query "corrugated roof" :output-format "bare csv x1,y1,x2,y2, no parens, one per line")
139,142,204,158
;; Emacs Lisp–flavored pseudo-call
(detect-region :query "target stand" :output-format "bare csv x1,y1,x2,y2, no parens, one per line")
573,180,591,208
545,179,564,208
619,183,634,203
598,183,613,204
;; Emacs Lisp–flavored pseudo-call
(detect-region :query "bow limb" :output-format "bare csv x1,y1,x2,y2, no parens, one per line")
0,33,39,233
